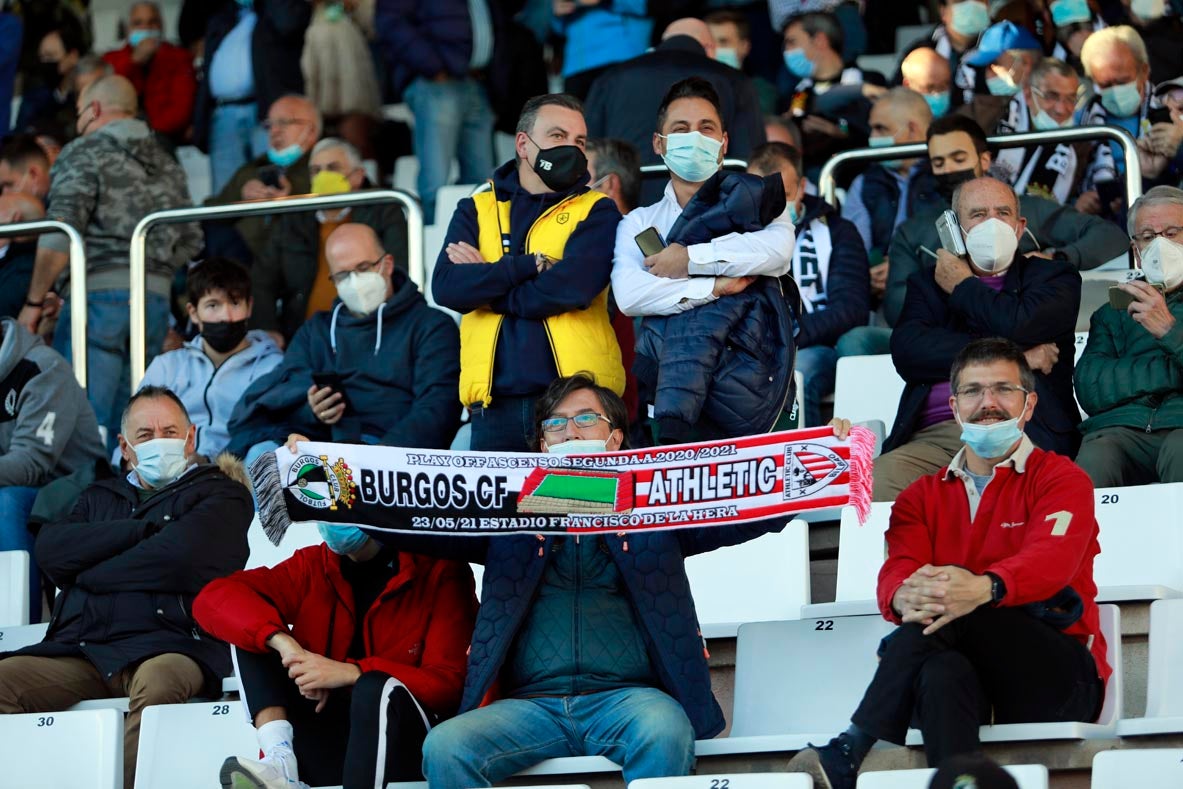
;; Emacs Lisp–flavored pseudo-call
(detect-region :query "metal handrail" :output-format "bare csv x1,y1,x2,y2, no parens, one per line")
128,189,424,392
817,126,1142,206
0,220,87,388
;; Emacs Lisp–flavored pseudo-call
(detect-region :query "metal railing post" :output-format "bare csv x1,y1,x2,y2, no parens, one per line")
0,220,88,389
129,189,423,393
817,126,1142,207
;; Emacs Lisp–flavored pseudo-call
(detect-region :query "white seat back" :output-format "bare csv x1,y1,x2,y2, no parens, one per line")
134,701,258,789
732,616,895,740
1092,748,1183,789
0,622,48,652
1093,483,1183,601
0,549,30,626
0,708,122,789
1144,599,1183,719
434,183,480,227
857,764,1048,788
685,519,810,638
246,513,323,570
833,355,905,435
802,503,891,618
631,775,812,788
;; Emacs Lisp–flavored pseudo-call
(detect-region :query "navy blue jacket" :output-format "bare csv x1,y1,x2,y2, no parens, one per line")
226,269,460,455
885,253,1082,457
857,163,941,263
375,0,474,95
432,160,621,399
368,522,783,739
793,195,870,350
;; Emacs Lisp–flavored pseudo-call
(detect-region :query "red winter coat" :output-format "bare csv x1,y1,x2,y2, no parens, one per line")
103,42,196,137
194,546,477,717
877,441,1111,687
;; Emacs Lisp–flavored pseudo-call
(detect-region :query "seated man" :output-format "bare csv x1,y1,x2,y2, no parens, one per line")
899,47,953,119
789,338,1109,787
956,20,1042,131
228,223,460,458
205,94,319,265
0,316,105,622
612,77,794,442
252,137,408,347
885,115,1129,328
0,386,252,789
875,175,1082,502
0,133,53,203
748,142,869,425
1074,186,1183,487
0,192,46,319
360,372,786,786
195,517,477,789
138,257,282,461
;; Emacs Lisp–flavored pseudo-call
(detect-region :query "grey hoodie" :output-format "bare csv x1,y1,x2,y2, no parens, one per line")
0,318,106,487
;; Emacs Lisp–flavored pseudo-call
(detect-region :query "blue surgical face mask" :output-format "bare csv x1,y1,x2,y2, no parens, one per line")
715,48,741,70
317,523,371,555
783,47,815,79
950,1,991,37
1100,80,1142,118
659,131,723,183
787,200,801,225
236,0,254,8
1031,107,1070,131
128,29,161,48
924,90,952,118
958,416,1024,458
546,438,609,455
131,437,189,489
1049,0,1091,26
869,135,903,169
267,143,304,168
986,72,1020,97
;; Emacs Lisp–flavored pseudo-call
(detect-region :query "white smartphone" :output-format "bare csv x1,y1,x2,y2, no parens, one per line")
935,210,967,256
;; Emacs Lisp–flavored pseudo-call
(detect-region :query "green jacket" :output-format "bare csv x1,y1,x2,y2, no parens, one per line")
1075,288,1183,433
207,152,312,264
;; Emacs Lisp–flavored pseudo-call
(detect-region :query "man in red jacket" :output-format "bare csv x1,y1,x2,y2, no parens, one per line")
194,525,477,789
102,2,197,144
788,337,1110,789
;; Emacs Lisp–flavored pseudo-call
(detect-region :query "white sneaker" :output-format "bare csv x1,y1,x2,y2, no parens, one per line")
219,753,307,789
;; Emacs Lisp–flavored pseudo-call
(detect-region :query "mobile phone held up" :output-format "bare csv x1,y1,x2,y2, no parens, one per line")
1109,271,1164,310
935,210,967,256
635,227,667,258
256,164,283,189
311,372,352,411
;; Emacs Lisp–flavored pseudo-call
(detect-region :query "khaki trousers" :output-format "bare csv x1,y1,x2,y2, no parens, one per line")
0,652,204,789
873,420,964,502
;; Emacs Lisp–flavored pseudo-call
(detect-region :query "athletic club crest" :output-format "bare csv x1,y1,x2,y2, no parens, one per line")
286,454,358,510
783,443,849,500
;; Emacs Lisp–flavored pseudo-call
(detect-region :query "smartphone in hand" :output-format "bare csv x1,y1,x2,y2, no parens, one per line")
311,372,352,411
635,227,667,257
935,210,967,256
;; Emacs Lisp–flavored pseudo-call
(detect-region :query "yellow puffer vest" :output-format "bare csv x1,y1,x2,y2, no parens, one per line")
459,188,625,407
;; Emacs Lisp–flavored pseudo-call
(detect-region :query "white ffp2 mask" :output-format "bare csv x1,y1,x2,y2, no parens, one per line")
964,218,1020,274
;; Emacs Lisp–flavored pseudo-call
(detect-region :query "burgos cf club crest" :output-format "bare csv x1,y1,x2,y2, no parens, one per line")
784,444,849,500
286,454,358,510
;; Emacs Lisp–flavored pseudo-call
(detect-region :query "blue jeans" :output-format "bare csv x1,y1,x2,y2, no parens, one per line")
836,326,892,358
209,101,268,195
0,485,42,623
403,77,494,219
796,344,838,427
469,396,537,453
421,687,695,787
54,289,170,452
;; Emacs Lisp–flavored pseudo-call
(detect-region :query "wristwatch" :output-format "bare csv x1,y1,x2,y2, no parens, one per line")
986,572,1006,606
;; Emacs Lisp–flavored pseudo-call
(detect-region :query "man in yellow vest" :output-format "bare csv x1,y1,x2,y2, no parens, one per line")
433,93,625,451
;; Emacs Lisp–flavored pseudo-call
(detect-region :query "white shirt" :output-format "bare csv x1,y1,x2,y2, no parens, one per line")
611,181,796,317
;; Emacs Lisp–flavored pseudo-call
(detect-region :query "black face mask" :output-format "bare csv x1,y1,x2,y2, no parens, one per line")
38,61,62,88
201,319,248,354
934,168,978,203
529,136,588,193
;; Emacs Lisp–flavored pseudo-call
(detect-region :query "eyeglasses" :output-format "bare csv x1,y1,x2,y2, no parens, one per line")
309,162,356,176
1030,86,1082,111
262,118,310,132
953,383,1030,403
540,413,612,433
1133,226,1183,247
329,258,383,285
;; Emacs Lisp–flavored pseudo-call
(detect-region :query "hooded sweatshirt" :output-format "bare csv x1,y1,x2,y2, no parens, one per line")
138,330,283,458
0,318,105,487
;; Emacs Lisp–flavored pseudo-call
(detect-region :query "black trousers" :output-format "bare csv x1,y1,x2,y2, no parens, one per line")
235,648,431,788
851,607,1104,766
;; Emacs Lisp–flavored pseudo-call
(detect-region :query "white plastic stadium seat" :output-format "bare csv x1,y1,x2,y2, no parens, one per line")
1091,748,1183,789
686,519,810,638
800,503,890,619
833,355,906,436
134,701,258,789
245,513,324,569
0,622,48,652
1118,599,1183,736
1,549,30,626
631,774,812,788
1093,483,1183,602
857,764,1048,789
434,184,480,227
0,708,122,789
903,604,1122,744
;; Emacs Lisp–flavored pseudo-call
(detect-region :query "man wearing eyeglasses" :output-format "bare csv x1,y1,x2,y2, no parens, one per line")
227,223,460,459
789,337,1110,789
873,175,1082,502
1074,185,1183,487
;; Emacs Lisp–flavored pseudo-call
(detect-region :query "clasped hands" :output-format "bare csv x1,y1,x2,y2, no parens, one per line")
268,632,360,713
892,564,993,636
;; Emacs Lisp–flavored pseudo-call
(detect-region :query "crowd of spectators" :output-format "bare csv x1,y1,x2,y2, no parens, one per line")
0,0,1180,787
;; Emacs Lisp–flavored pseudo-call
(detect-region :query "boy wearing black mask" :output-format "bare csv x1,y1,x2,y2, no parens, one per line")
136,257,282,461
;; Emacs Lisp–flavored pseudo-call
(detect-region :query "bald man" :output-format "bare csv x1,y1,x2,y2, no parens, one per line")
0,193,46,319
18,74,201,448
227,223,461,459
901,47,954,119
586,16,765,203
